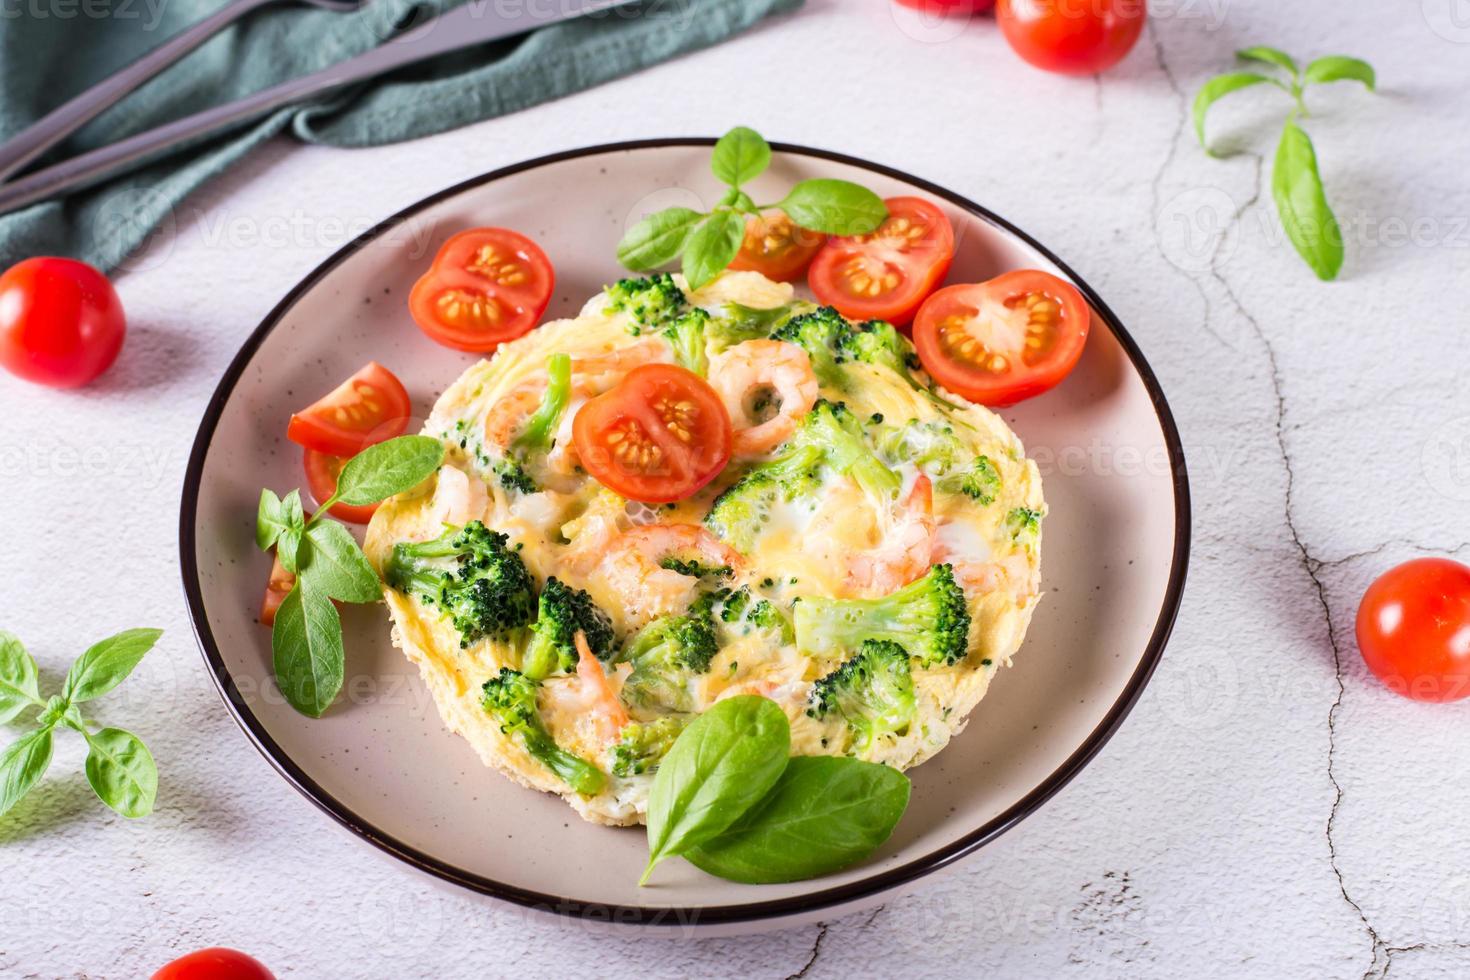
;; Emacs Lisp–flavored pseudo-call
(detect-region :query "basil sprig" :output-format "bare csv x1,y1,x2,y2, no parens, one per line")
0,628,162,821
639,695,911,886
1193,47,1376,280
257,435,444,717
617,126,888,290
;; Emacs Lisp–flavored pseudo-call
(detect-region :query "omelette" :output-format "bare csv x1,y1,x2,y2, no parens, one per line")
364,270,1045,826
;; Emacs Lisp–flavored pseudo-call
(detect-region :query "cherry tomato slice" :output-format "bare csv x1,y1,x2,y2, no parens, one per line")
1356,558,1470,703
0,257,125,388
912,269,1090,407
304,448,380,524
572,364,732,503
996,0,1146,76
285,362,412,457
260,553,295,626
409,228,554,352
153,947,275,980
727,210,827,282
807,197,955,327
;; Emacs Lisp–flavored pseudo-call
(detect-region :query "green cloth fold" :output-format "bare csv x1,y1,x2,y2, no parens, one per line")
0,0,801,272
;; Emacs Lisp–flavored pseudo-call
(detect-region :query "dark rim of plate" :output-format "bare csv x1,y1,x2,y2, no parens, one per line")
179,138,1192,928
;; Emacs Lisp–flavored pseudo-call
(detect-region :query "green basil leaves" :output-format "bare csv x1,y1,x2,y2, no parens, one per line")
1194,47,1375,280
640,696,912,886
256,434,444,717
617,126,887,290
0,628,162,822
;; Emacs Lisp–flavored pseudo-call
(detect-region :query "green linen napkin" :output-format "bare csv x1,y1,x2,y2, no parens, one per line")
0,0,802,272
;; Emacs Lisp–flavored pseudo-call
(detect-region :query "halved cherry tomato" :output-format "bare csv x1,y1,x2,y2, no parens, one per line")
285,362,412,457
572,364,732,503
153,947,275,980
1356,558,1470,703
260,554,295,626
807,197,955,328
727,210,827,282
912,269,1090,407
304,448,380,524
0,257,125,388
409,228,554,352
996,0,1146,76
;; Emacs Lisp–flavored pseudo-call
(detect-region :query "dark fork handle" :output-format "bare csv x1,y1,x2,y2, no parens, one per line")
0,0,280,182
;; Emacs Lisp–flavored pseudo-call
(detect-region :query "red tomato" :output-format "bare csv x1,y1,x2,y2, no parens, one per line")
572,364,732,503
1356,558,1470,703
894,0,995,12
409,228,554,352
996,0,1146,75
285,362,412,457
912,269,1090,407
152,947,275,980
303,448,380,524
260,554,295,626
0,257,125,388
727,210,827,282
807,197,955,328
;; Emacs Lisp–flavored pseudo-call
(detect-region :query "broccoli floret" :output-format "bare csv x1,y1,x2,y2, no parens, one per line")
659,557,732,579
522,577,616,680
939,455,1002,504
877,419,967,473
838,319,921,380
1006,506,1043,547
384,522,536,647
703,443,824,552
770,306,852,388
718,586,794,645
619,603,721,713
610,716,688,777
512,353,571,456
481,668,604,794
662,308,711,375
792,564,971,668
711,302,805,348
803,400,901,504
807,639,916,753
605,274,687,333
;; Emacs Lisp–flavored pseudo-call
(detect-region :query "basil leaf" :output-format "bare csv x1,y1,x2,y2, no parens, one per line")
277,524,304,574
1237,45,1298,76
61,628,162,704
681,211,746,291
1272,118,1344,281
0,631,41,723
777,180,887,236
83,727,157,818
1192,72,1274,150
271,580,344,717
686,756,911,884
300,520,381,604
617,207,706,272
1303,55,1375,91
0,726,53,818
710,126,771,188
641,695,789,885
334,435,444,507
257,489,287,551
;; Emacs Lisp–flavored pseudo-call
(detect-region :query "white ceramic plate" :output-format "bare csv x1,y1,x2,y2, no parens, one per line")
180,140,1189,935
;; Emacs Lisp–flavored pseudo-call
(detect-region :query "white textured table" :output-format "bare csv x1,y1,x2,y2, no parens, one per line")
5,1,1469,976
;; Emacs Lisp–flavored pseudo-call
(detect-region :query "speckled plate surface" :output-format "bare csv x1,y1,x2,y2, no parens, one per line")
179,139,1190,935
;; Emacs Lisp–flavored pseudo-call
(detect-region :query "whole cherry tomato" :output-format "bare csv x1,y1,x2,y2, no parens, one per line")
1356,558,1470,702
996,0,1146,75
152,947,275,980
0,257,125,388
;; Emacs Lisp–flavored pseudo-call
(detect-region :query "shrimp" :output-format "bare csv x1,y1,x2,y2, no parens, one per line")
599,524,742,623
708,340,819,457
570,338,670,389
575,631,630,742
428,464,488,529
940,550,1038,602
846,475,935,597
